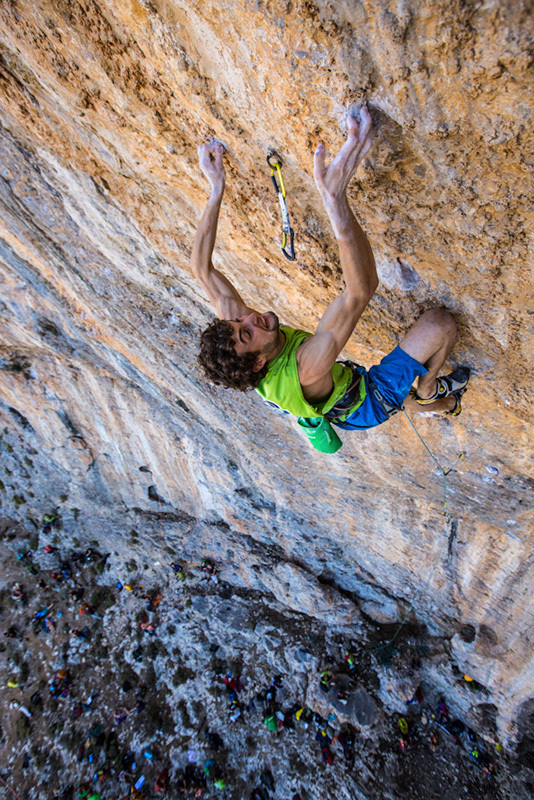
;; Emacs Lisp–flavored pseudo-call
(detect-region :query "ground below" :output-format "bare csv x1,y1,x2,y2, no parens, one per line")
1,516,532,800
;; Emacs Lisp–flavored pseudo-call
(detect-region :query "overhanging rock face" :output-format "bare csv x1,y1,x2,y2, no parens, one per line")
0,0,532,744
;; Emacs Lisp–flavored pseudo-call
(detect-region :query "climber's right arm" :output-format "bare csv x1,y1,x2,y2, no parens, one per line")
190,143,250,320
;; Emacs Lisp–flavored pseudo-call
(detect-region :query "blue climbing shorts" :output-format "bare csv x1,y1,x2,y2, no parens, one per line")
333,345,428,431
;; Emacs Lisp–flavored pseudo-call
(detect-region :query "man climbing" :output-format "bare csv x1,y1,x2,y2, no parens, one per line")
192,106,469,444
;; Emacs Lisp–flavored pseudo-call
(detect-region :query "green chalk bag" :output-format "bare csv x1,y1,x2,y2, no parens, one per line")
297,416,343,454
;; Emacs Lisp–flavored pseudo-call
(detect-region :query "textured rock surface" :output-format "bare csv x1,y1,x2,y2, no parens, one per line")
0,0,533,750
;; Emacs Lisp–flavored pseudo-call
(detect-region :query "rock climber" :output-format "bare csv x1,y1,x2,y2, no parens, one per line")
155,767,170,792
336,729,355,761
223,672,244,693
204,729,224,751
72,626,91,640
113,706,129,725
344,651,356,670
10,582,24,602
191,106,470,445
140,621,155,635
249,790,268,800
70,586,85,603
171,562,186,579
319,669,334,692
321,743,334,765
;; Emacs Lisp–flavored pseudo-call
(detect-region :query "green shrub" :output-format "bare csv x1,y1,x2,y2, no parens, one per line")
172,664,194,687
90,586,115,609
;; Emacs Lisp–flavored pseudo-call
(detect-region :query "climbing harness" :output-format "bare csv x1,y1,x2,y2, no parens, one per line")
267,147,295,260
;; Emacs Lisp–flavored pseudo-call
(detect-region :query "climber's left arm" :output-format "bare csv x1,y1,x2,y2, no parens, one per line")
190,142,250,320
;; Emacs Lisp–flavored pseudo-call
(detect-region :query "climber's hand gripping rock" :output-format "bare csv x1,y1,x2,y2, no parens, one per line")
198,141,226,194
313,105,373,239
313,105,373,199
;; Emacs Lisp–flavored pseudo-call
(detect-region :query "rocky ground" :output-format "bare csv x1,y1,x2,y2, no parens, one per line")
1,515,533,800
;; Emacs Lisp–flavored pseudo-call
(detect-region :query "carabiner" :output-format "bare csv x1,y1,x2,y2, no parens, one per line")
267,147,295,261
266,147,282,169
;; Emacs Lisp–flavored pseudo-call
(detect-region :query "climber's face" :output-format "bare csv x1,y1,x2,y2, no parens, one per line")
228,311,284,370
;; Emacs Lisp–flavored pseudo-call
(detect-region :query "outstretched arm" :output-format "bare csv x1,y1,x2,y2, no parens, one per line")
190,142,250,320
297,107,378,396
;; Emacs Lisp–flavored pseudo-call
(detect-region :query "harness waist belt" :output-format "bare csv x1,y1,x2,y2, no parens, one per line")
326,362,404,423
325,363,363,421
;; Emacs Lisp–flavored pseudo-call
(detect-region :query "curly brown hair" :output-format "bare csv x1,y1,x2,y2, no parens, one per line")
198,319,269,391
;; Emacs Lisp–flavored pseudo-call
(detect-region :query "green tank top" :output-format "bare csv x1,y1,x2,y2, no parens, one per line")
255,326,366,418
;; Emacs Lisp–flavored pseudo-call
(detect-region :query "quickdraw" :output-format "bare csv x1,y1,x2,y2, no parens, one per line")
267,146,295,261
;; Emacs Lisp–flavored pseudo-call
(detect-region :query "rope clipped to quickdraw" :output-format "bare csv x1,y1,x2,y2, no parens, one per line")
267,147,295,261
401,407,466,521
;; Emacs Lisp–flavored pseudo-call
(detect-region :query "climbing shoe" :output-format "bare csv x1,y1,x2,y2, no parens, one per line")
445,384,469,417
415,366,471,405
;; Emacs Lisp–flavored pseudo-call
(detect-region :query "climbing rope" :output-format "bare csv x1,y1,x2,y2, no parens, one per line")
370,408,466,655
267,147,295,261
370,556,437,659
0,773,24,800
401,406,466,521
156,494,167,588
